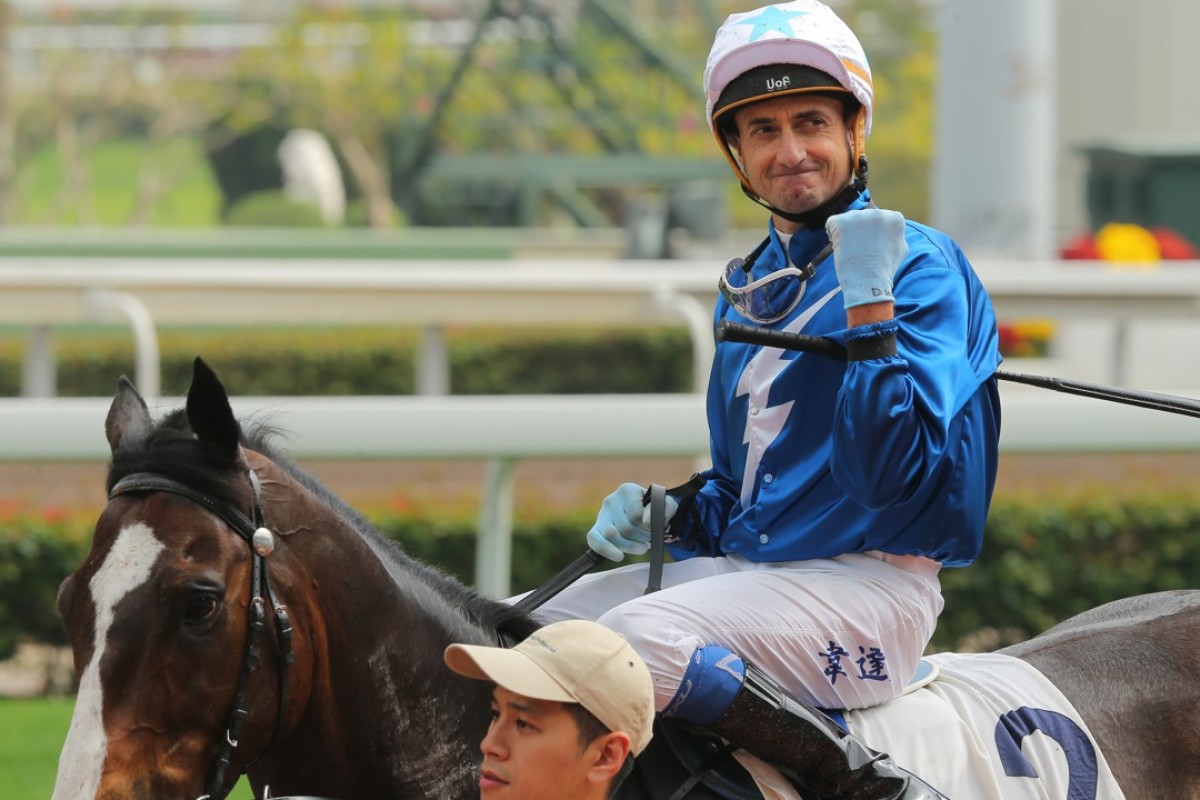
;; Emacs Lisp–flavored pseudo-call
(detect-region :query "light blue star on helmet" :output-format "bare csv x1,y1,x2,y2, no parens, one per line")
734,6,810,42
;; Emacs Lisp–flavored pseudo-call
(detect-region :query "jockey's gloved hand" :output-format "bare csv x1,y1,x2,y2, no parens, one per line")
586,483,679,562
826,209,909,310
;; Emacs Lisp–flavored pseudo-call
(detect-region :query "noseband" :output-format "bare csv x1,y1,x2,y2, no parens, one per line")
109,470,295,799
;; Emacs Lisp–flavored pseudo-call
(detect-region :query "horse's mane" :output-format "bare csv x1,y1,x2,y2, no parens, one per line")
107,409,540,642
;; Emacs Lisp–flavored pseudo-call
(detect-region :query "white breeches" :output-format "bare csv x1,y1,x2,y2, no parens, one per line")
522,552,942,713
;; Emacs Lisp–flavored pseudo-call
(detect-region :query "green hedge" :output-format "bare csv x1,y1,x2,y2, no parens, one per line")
0,327,694,397
225,190,327,228
937,493,1200,649
0,510,93,661
8,494,1200,662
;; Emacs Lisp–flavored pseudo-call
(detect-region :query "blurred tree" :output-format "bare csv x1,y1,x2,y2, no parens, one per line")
217,1,725,228
223,7,423,229
0,0,936,230
6,9,226,226
43,54,120,224
124,32,231,225
834,0,936,221
0,0,10,226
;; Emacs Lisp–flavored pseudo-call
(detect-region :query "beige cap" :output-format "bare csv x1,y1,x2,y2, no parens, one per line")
445,619,655,755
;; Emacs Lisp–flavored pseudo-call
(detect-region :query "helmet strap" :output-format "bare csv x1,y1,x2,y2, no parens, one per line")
748,172,865,229
746,154,868,229
849,106,869,176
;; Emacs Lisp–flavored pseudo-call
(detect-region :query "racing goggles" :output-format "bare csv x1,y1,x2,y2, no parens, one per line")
718,240,831,325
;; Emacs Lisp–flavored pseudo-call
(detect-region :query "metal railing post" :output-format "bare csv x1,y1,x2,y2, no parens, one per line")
475,456,517,598
652,286,715,394
21,324,56,398
86,289,160,400
416,323,450,395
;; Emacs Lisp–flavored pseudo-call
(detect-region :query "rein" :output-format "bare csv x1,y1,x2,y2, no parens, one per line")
511,484,678,618
106,468,671,798
109,470,296,800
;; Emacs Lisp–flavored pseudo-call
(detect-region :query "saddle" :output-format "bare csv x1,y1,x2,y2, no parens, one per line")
621,718,762,800
620,660,941,800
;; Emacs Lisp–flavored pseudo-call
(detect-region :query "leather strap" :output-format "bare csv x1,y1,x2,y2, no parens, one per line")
512,482,672,614
846,332,898,361
510,550,605,616
645,484,667,595
665,740,737,800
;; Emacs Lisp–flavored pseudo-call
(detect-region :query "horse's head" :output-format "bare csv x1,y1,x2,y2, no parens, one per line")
53,358,528,800
53,359,324,800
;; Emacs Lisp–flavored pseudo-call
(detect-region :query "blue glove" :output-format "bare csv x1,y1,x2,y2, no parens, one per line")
826,209,909,310
586,483,679,562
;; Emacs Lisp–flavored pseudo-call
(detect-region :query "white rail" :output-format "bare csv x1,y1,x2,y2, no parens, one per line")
6,257,1200,391
8,256,1200,593
9,388,1200,463
6,386,1200,595
0,257,721,398
9,257,1200,325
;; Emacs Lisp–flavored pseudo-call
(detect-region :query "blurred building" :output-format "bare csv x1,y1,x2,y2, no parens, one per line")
1058,0,1200,248
933,0,1200,256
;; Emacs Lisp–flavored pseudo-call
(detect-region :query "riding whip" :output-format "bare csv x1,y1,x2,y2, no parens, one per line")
716,320,1200,421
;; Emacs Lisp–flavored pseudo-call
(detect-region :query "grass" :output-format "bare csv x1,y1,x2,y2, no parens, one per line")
9,137,222,227
0,696,252,798
0,697,74,798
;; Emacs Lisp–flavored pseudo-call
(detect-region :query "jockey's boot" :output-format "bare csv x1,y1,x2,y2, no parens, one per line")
708,662,947,800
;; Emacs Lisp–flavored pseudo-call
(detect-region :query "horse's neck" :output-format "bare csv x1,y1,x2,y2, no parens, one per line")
270,481,493,798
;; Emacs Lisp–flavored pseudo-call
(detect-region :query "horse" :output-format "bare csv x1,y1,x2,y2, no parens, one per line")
52,358,1200,800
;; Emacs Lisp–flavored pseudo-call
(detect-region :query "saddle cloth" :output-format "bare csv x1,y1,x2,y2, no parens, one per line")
732,652,1127,800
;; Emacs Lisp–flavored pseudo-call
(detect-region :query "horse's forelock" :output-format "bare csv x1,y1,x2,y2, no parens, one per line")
106,409,249,504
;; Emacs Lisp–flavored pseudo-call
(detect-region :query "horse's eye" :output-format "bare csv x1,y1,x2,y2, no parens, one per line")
184,589,221,625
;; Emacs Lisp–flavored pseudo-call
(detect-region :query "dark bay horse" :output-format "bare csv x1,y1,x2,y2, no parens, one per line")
52,359,1200,799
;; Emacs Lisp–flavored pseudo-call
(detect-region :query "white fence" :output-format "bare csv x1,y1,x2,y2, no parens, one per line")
1,393,713,596
7,257,1200,594
9,389,1200,464
8,256,1200,392
1,257,719,398
7,385,1200,595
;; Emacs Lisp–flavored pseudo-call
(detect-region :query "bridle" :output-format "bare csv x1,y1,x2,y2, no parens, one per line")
108,469,295,800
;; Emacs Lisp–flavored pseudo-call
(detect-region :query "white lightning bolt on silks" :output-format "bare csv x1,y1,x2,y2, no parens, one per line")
735,287,842,507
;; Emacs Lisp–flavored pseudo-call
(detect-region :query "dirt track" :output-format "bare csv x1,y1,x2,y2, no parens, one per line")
6,453,1200,516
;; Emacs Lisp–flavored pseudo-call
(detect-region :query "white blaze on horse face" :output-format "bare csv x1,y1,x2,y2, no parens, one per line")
52,522,165,800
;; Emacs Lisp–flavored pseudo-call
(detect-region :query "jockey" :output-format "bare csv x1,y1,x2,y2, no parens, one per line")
531,2,1002,798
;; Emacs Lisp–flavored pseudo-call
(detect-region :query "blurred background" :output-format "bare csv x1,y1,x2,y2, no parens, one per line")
0,1,1195,250
6,1,1200,794
0,0,934,236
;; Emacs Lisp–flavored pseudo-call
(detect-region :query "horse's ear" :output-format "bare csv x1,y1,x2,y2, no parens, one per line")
186,357,242,453
105,376,152,453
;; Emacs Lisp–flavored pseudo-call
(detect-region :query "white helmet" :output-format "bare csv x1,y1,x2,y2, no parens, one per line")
704,1,873,193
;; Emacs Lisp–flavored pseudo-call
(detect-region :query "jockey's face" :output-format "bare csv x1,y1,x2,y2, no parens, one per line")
728,93,853,233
